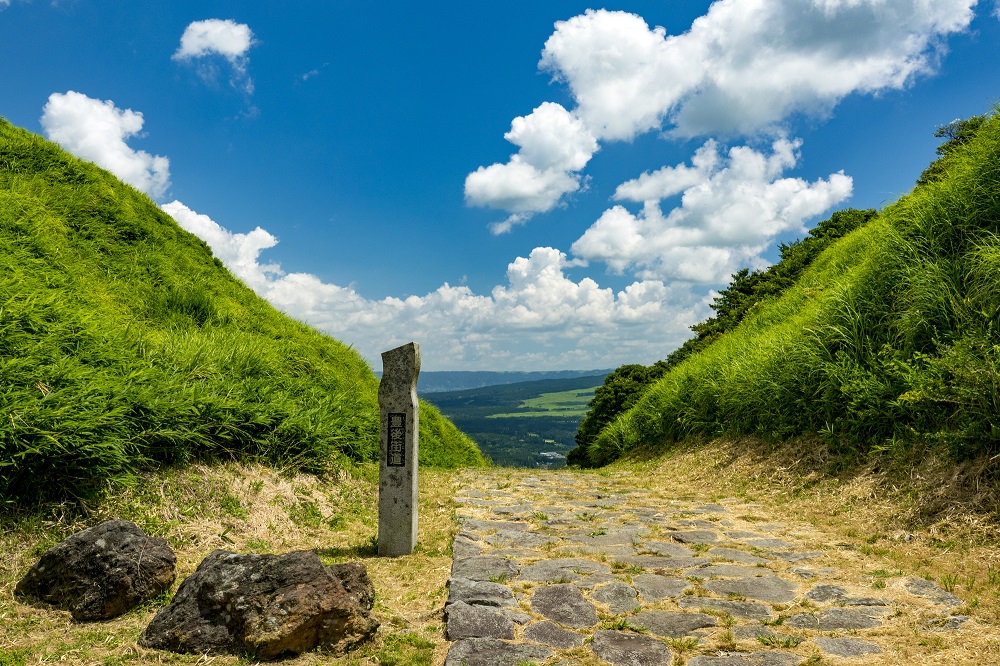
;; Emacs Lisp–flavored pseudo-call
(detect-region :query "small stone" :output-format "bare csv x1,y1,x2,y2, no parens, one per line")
444,638,552,666
905,577,962,608
523,621,585,649
633,574,690,601
631,610,717,637
591,630,672,666
703,575,797,603
678,597,774,621
447,577,515,608
591,581,640,614
446,601,515,640
531,584,599,629
805,584,846,602
814,637,882,657
842,596,888,606
452,556,520,582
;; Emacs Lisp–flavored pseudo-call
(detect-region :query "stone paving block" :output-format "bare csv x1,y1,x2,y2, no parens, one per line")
445,601,515,640
523,621,585,649
678,597,774,621
770,551,822,563
531,584,599,629
687,652,802,665
590,630,672,666
706,547,771,565
447,577,516,607
785,607,882,630
805,584,846,602
633,573,690,601
452,555,520,582
445,638,553,666
619,555,712,570
688,564,767,578
631,610,717,637
814,637,882,657
590,581,641,614
743,538,797,550
905,577,963,607
640,541,695,557
519,557,612,583
703,575,797,603
484,529,557,548
669,529,721,545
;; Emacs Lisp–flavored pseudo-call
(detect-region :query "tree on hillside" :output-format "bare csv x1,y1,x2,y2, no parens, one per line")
917,115,988,186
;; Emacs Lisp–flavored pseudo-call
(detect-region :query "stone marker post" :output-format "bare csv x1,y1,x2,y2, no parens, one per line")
377,342,420,557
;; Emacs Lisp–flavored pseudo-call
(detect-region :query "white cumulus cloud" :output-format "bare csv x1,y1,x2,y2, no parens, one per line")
465,102,597,233
161,204,704,369
470,0,975,225
173,19,256,93
571,138,853,283
41,91,171,198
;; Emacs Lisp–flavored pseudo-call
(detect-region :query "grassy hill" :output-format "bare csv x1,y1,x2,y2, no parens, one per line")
580,110,1000,468
0,118,484,507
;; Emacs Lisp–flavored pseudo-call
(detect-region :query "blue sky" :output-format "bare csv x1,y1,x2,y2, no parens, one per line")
2,1,999,371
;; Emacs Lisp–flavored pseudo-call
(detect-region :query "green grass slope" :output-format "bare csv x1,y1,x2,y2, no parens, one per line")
586,111,1000,467
0,118,484,506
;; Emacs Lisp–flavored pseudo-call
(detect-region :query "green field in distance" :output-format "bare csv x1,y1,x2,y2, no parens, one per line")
486,386,598,419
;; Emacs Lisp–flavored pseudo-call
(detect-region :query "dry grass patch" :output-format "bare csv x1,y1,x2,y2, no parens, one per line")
0,462,464,666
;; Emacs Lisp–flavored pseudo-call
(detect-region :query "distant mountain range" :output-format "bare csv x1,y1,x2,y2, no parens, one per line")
399,370,613,393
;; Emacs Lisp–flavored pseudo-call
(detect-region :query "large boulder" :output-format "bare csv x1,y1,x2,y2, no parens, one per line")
139,550,378,660
15,519,176,621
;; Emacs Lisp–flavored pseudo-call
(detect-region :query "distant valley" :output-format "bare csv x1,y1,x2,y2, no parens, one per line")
422,374,608,468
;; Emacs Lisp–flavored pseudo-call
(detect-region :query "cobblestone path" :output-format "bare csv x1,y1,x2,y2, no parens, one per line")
444,469,971,666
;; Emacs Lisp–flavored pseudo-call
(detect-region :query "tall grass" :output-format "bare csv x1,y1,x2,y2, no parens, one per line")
0,118,484,506
587,110,1000,466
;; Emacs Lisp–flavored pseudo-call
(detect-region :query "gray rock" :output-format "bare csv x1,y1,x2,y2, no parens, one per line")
523,621,585,649
631,610,717,637
591,581,640,614
785,608,882,630
732,625,778,640
446,601,515,640
814,637,882,657
678,597,774,621
703,575,797,603
499,609,532,624
452,556,520,582
447,577,515,608
445,638,552,666
531,584,599,629
669,530,720,545
725,531,765,540
843,596,888,607
590,630,672,666
688,652,801,666
696,504,729,513
519,558,611,583
563,528,648,547
905,577,962,608
707,548,770,565
805,584,846,602
638,541,694,557
633,574,690,601
15,519,175,621
139,550,377,659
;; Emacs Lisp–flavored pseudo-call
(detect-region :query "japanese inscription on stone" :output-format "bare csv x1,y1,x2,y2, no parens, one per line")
387,413,405,467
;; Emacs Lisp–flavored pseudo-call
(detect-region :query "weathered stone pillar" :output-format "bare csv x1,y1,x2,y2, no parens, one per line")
377,342,420,557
